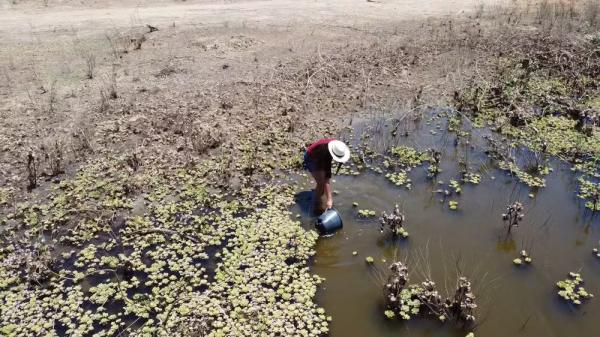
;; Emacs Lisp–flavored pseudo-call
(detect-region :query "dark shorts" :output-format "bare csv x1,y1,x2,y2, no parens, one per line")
303,152,317,172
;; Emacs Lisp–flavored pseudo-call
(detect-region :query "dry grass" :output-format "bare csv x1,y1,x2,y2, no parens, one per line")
84,52,96,79
2,0,597,192
584,0,600,26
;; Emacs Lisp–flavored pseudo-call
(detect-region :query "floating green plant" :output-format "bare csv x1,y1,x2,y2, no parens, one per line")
448,200,459,210
513,250,532,266
388,146,428,167
385,171,411,189
365,256,374,264
577,176,600,211
0,158,328,337
358,209,377,218
556,272,594,305
427,149,442,178
449,180,462,194
336,164,361,176
463,172,481,185
499,161,546,188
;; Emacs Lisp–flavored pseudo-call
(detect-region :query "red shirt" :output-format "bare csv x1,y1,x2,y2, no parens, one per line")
307,138,334,157
306,138,335,177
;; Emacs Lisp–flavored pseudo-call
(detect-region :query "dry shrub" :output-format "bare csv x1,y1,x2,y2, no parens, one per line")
42,139,65,177
46,79,58,114
480,0,597,36
131,34,147,50
85,52,96,79
1,241,54,284
189,124,223,155
70,110,95,154
98,66,118,112
26,152,38,191
98,88,110,113
106,66,118,99
584,0,600,26
536,0,555,24
125,151,141,172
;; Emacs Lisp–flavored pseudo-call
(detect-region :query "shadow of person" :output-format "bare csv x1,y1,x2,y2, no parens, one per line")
294,189,329,216
294,190,315,216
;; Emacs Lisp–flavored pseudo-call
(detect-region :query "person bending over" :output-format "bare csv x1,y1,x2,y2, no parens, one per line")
303,138,350,214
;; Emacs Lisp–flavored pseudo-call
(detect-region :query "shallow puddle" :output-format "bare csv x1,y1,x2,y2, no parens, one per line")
292,113,600,337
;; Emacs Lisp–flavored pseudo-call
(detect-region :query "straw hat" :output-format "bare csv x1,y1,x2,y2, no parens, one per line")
328,140,351,163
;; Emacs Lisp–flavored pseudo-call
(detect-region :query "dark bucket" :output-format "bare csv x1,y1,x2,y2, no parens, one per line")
315,208,343,234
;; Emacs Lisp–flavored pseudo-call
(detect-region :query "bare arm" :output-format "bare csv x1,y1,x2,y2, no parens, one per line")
324,178,333,209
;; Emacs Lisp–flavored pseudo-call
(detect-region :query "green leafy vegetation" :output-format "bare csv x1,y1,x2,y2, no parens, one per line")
557,272,594,305
513,250,532,266
388,146,429,167
498,161,546,188
463,173,481,185
577,176,600,211
0,157,327,337
385,171,411,189
358,209,376,218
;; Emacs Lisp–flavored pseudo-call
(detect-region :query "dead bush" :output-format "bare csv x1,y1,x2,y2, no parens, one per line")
126,151,141,172
46,79,57,114
40,139,65,177
1,240,55,284
71,113,95,153
584,0,600,26
85,52,96,79
26,152,38,191
107,66,118,99
189,125,223,155
98,89,110,113
98,66,118,112
155,64,179,77
131,34,147,50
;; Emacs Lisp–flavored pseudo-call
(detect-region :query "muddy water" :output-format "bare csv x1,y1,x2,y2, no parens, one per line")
292,113,600,337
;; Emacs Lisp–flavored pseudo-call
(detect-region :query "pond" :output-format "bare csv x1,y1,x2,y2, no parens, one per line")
292,111,600,337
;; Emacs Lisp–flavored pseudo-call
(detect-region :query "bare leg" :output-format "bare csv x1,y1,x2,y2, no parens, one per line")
311,170,328,215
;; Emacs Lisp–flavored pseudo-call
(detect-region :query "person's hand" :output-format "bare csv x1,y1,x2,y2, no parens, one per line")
326,199,333,209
